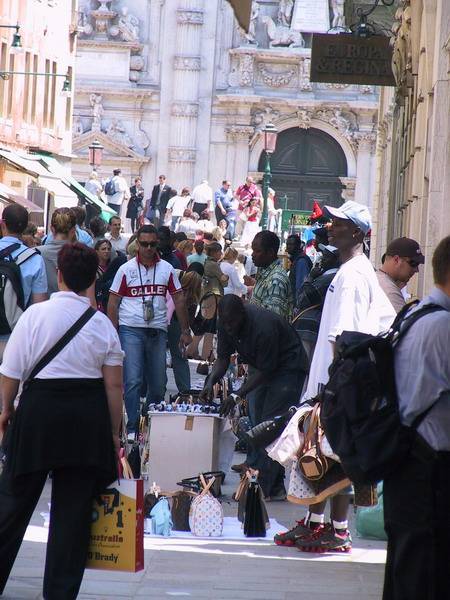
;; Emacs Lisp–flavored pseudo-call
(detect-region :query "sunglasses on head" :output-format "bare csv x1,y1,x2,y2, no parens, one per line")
139,240,158,248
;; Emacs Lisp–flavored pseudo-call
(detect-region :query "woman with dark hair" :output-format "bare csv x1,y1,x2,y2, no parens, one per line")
126,177,144,233
0,242,123,599
89,215,108,246
94,239,127,313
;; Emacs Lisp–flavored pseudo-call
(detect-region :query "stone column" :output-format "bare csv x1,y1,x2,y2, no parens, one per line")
225,126,254,186
167,1,204,189
354,133,377,209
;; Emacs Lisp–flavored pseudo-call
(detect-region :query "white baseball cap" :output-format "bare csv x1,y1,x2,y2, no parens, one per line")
323,201,372,235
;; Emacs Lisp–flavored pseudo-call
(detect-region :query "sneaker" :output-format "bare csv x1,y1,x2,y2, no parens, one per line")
295,523,352,553
274,518,323,547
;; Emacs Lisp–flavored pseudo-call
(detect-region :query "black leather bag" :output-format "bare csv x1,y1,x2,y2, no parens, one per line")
177,471,225,498
243,478,269,538
244,406,297,449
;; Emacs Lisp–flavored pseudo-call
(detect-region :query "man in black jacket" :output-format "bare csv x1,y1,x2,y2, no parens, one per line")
145,175,173,226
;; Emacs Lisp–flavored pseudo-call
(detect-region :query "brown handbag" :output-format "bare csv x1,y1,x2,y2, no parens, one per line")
297,404,333,481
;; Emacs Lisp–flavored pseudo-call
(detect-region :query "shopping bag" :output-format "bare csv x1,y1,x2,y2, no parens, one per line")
87,457,144,572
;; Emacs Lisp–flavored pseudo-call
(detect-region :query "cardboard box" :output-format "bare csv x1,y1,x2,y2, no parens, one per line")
147,413,222,492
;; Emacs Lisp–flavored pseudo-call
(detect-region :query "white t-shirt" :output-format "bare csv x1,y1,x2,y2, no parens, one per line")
221,261,247,296
110,256,181,330
304,254,396,400
0,292,123,381
191,183,213,206
166,195,191,217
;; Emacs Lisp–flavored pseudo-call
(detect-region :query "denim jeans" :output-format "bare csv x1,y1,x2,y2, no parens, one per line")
119,326,167,432
227,219,237,240
167,317,191,394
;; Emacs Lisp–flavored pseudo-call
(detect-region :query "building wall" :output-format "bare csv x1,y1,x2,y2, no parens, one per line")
0,0,76,155
73,0,379,213
372,0,450,297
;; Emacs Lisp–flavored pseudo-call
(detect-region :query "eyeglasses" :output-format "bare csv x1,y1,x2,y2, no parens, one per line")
139,240,158,248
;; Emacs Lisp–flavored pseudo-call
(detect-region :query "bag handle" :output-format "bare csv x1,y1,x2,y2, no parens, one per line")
302,404,320,449
120,456,134,480
199,473,215,496
292,303,321,325
26,307,96,382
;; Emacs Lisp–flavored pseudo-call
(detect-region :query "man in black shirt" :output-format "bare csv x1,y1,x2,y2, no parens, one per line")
201,295,307,500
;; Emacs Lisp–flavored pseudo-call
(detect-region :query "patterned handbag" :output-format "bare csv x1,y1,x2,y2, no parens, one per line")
189,474,224,537
288,459,351,506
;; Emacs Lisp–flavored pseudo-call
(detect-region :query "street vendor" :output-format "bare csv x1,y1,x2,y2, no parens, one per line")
201,294,307,501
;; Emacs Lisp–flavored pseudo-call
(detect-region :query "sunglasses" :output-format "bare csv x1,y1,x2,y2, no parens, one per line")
404,258,421,268
139,240,158,248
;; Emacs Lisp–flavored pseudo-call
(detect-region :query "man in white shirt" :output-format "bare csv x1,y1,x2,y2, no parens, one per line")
166,188,192,231
105,169,130,215
191,180,213,217
277,200,396,553
106,216,128,255
107,224,192,438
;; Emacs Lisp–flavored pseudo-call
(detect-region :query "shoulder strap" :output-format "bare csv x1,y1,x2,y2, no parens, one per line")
27,307,96,381
15,247,38,266
394,303,446,344
0,243,21,261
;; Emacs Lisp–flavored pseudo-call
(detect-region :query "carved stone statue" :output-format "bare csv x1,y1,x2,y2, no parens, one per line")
331,0,346,28
116,6,140,42
107,118,133,147
238,2,259,45
72,116,84,136
262,15,304,48
89,93,104,132
278,0,294,27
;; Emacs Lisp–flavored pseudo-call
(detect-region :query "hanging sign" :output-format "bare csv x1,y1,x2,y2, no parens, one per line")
310,33,396,86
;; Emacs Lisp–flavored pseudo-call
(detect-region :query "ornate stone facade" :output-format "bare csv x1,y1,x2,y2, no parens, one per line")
72,0,379,214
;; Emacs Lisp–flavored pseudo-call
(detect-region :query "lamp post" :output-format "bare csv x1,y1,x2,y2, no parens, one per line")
260,122,278,230
0,24,23,54
88,139,103,171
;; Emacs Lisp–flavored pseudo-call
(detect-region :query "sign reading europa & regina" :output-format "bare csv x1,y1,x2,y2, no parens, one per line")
310,33,396,87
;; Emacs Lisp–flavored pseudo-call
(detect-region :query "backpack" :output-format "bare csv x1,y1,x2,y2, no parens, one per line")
104,177,117,196
0,243,38,334
320,302,446,485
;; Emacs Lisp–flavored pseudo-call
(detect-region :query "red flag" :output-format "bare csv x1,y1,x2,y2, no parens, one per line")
310,201,323,220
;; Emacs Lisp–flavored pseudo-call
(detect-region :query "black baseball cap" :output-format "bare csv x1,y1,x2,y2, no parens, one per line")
384,237,425,264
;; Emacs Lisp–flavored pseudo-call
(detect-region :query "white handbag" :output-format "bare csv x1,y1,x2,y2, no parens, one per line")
189,474,224,537
266,404,310,466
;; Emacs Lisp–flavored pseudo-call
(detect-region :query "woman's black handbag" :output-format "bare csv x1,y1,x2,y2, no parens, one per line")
127,441,141,478
244,406,297,449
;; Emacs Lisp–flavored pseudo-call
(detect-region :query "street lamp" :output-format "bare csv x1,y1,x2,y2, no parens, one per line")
261,122,278,230
88,139,103,171
0,24,23,54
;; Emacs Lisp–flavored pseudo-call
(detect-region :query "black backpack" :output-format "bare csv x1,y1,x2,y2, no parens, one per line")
320,302,446,485
104,178,116,196
0,243,38,334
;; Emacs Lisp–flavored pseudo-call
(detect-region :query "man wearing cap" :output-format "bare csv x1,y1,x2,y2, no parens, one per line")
377,237,425,313
276,200,396,553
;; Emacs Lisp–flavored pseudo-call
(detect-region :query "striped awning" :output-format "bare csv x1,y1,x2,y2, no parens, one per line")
226,0,252,32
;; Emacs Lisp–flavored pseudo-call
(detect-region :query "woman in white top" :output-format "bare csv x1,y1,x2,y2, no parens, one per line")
166,187,192,231
0,242,123,599
221,247,248,297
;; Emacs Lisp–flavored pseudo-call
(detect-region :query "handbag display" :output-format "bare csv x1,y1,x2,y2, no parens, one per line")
189,474,224,537
149,497,172,536
297,404,333,481
287,459,351,506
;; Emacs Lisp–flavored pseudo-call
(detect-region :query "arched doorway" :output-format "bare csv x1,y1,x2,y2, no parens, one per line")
258,127,348,211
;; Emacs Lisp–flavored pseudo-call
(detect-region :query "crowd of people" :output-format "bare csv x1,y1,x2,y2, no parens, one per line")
84,169,282,244
0,183,448,600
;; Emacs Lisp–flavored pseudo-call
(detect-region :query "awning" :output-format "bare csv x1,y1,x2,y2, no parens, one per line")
0,149,60,179
37,155,116,219
226,0,251,32
37,176,78,207
0,181,43,212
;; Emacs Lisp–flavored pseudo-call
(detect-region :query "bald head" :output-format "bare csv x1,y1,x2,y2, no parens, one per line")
218,295,246,337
